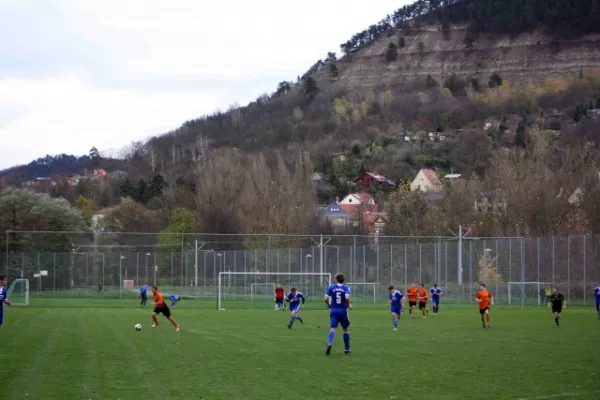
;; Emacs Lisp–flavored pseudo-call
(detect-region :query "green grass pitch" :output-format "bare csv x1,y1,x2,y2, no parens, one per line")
1,298,599,400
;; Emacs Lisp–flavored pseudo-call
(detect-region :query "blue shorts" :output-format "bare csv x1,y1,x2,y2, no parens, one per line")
329,311,350,329
432,298,440,305
290,305,301,313
391,307,402,315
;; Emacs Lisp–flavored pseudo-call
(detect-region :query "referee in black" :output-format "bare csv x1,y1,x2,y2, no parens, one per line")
547,287,566,327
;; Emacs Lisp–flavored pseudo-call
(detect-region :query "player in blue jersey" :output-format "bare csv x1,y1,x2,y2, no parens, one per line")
169,294,180,307
140,284,149,307
430,284,443,315
286,288,305,329
0,275,12,326
324,273,353,355
593,284,600,319
387,285,404,330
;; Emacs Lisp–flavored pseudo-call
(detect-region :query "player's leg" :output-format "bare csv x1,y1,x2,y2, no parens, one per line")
295,306,303,324
288,308,297,328
554,310,561,326
341,316,351,354
480,309,486,327
391,311,399,329
326,315,339,355
596,302,600,318
151,311,159,327
162,306,179,330
485,308,491,327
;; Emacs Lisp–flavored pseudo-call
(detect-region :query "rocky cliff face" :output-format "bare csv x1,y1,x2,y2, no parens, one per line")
332,24,600,90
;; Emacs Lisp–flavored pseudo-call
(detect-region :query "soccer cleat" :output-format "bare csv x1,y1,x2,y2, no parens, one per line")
151,324,157,328
299,319,304,324
344,348,351,354
176,326,180,331
326,345,332,356
393,328,398,331
287,324,292,329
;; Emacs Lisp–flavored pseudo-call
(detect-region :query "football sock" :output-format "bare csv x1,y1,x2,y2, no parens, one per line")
297,316,303,323
289,316,295,327
555,317,559,326
327,331,335,345
392,318,398,328
343,332,350,349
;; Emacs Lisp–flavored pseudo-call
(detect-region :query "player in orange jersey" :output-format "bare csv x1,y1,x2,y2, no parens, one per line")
418,284,429,318
475,283,494,328
406,283,418,319
274,284,286,311
151,286,180,331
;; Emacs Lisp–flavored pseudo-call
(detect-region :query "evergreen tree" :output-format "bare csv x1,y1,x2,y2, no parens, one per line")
385,42,398,62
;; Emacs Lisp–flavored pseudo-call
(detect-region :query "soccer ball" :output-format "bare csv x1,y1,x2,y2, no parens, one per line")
135,323,142,331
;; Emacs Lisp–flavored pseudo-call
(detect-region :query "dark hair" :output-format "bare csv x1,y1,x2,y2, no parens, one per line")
388,285,394,290
335,273,345,283
290,287,296,292
480,283,486,287
152,285,158,290
434,283,438,287
0,275,5,281
420,283,424,287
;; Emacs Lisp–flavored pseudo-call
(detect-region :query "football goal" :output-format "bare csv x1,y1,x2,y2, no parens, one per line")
346,282,377,303
507,282,552,306
250,283,276,300
7,279,30,306
217,272,331,310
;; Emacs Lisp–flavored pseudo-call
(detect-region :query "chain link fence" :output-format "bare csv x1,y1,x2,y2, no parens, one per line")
2,231,599,306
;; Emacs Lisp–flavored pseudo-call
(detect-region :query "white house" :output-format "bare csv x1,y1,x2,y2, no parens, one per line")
410,169,441,192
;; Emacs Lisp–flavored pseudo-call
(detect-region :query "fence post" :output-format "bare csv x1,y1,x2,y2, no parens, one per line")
404,243,408,288
537,237,540,288
567,236,571,303
419,243,422,284
583,235,586,305
552,236,555,284
495,239,499,303
469,241,473,300
520,238,525,308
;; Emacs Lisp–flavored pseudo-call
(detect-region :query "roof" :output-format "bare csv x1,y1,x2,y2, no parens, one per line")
93,207,115,216
320,202,349,217
353,172,395,186
420,169,440,185
444,174,462,179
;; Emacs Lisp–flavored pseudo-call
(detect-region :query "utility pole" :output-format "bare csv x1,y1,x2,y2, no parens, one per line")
448,225,471,286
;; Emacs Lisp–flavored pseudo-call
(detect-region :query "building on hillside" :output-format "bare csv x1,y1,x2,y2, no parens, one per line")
444,173,462,180
353,172,395,190
410,169,441,192
363,213,387,240
93,169,108,180
319,202,349,229
111,170,128,178
92,207,114,228
339,193,378,219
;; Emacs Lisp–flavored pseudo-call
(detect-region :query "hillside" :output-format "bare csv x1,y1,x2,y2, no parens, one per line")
3,0,600,239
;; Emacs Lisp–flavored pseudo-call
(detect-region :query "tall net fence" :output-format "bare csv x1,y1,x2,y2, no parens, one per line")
2,231,599,305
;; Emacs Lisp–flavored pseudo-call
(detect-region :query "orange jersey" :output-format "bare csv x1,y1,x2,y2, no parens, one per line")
407,287,418,302
476,290,492,309
153,292,165,307
275,288,284,299
418,288,428,302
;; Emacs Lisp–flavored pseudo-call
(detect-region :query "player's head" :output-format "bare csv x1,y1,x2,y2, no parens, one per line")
335,273,345,284
0,274,5,285
277,284,282,289
553,287,558,294
434,283,438,288
290,287,297,294
151,285,158,293
420,283,425,288
388,285,394,292
480,283,486,290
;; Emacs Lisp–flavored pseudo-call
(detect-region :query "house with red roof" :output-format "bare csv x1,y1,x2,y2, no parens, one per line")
353,172,395,190
410,169,441,192
337,193,387,234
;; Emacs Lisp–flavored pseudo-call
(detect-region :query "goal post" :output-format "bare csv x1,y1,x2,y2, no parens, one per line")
346,282,377,303
508,282,552,306
217,272,331,310
7,279,30,306
250,283,276,300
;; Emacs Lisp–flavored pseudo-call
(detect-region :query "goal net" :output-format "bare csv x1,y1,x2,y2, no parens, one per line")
217,272,331,310
250,283,276,300
346,282,377,303
508,282,552,306
7,279,30,306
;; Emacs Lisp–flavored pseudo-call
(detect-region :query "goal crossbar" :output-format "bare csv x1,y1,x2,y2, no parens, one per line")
507,282,552,306
217,272,331,310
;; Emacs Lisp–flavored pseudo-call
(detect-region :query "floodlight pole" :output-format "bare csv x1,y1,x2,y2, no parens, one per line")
448,225,471,286
119,254,125,298
311,235,331,286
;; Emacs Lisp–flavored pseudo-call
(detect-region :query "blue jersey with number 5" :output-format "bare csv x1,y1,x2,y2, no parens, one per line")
326,284,350,312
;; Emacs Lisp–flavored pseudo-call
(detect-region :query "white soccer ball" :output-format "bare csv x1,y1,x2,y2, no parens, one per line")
135,323,142,331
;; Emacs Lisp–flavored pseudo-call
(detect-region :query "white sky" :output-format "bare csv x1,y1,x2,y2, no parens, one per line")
0,0,409,170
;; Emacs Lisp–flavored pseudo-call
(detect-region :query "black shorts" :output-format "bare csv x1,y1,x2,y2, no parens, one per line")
409,301,417,307
141,293,147,300
275,298,284,304
154,305,171,318
479,307,489,315
552,307,562,314
419,301,427,309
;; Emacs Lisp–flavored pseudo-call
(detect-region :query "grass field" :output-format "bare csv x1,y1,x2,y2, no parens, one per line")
1,298,599,400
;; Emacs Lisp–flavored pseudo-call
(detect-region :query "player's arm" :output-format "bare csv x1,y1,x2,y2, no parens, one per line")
346,294,353,310
323,294,330,308
562,296,566,308
3,298,11,306
301,295,305,304
475,294,481,303
490,294,494,306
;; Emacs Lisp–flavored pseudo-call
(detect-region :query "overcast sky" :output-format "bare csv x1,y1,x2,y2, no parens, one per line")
0,0,409,170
